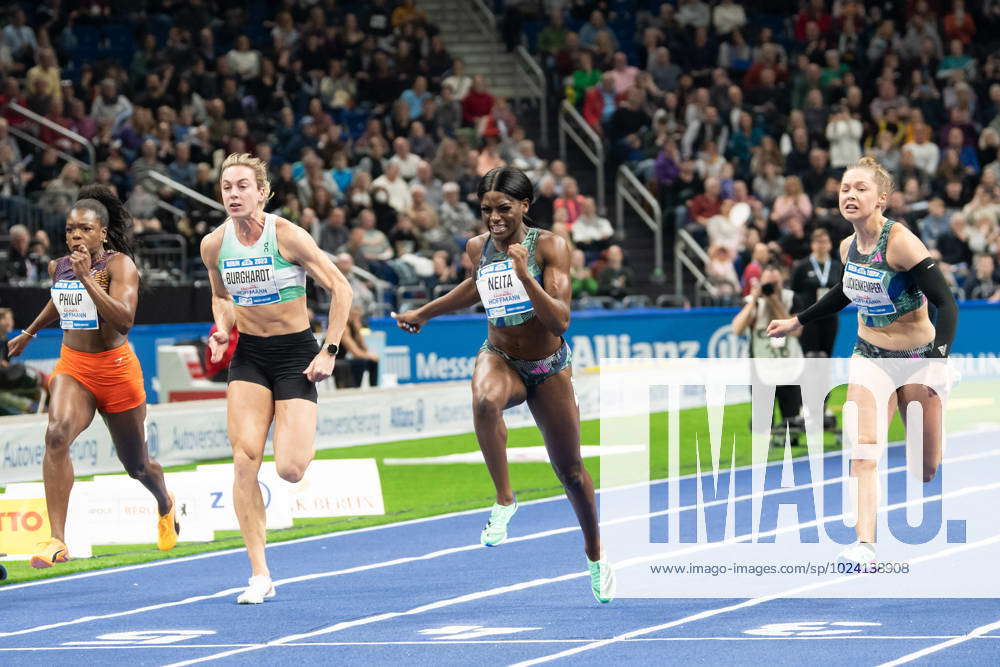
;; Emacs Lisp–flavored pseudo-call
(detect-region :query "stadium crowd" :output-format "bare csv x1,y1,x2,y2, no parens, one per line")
518,0,1000,303
0,0,625,314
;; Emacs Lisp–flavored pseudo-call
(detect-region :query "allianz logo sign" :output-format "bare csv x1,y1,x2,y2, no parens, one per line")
387,326,747,382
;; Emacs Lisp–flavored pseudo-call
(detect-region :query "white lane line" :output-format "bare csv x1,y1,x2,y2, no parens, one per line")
5,447,995,640
4,636,999,652
877,619,1000,666
161,482,1000,667
0,493,567,593
8,427,975,593
508,534,1000,667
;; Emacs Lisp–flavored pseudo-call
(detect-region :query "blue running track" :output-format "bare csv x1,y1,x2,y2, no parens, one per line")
2,431,1000,666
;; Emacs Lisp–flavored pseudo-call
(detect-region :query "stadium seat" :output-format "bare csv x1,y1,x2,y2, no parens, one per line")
70,25,101,66
101,24,135,64
154,345,228,402
622,294,651,309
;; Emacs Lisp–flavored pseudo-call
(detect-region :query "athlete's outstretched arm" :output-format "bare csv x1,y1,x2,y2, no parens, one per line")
393,237,484,333
514,233,571,336
200,232,237,362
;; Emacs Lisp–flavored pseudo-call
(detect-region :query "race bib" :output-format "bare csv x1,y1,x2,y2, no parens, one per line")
52,280,99,329
221,256,281,306
842,262,896,316
476,260,533,319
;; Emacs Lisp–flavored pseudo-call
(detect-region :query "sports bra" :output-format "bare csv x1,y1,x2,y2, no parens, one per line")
217,213,307,307
842,220,924,328
476,227,544,327
51,251,117,330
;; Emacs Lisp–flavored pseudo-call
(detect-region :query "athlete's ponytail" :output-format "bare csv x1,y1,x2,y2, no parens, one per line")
73,185,135,260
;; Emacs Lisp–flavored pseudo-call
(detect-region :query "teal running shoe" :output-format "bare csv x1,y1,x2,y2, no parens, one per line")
588,555,616,603
480,498,518,546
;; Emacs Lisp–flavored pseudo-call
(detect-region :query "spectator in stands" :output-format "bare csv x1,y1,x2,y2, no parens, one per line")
372,163,412,213
571,51,602,105
461,75,494,127
686,176,724,243
3,9,37,67
770,175,812,233
442,59,472,101
713,0,747,37
966,253,1000,300
741,241,771,296
647,47,681,93
554,177,585,226
937,213,973,272
583,72,618,133
90,79,133,128
356,208,394,263
25,47,60,112
571,197,614,255
389,137,422,181
570,249,598,298
440,181,478,244
3,224,41,283
597,244,634,298
579,10,619,51
608,52,639,96
38,162,80,213
335,306,379,389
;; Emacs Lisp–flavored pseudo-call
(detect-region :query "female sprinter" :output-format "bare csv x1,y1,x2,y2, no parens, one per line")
200,153,352,604
7,185,179,567
767,156,958,563
392,166,614,603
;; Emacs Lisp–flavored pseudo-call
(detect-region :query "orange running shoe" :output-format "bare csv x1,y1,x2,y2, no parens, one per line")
30,538,70,569
157,492,180,551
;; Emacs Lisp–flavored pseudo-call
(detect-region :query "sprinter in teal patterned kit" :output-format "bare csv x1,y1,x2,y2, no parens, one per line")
392,167,614,603
767,156,958,566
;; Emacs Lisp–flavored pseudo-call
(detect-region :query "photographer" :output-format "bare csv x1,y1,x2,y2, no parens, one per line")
791,228,843,357
733,263,803,440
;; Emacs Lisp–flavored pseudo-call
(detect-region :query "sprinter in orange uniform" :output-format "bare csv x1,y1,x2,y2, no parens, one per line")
7,185,179,567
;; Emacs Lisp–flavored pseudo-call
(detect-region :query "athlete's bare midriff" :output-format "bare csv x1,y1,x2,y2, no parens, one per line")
856,302,935,351
486,316,563,360
232,297,311,336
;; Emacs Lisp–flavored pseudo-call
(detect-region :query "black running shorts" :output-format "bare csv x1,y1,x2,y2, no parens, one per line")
228,329,320,402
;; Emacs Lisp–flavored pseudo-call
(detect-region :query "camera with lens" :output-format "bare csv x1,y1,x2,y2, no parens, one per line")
761,282,777,296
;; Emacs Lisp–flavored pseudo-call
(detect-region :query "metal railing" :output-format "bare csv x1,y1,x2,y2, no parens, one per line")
4,102,96,169
514,46,548,148
147,171,225,213
558,100,604,214
615,165,664,283
674,227,718,306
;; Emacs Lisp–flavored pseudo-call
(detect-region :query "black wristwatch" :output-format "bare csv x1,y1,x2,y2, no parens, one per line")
325,343,339,356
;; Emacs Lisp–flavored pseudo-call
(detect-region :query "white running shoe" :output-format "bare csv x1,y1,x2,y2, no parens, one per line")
588,554,616,603
236,575,276,604
838,542,876,566
480,498,518,546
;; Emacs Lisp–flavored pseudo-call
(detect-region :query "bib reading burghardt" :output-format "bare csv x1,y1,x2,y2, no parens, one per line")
842,220,924,327
217,213,306,306
52,280,99,329
476,227,544,327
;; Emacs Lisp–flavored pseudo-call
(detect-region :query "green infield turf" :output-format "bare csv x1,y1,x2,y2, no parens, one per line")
1,386,896,585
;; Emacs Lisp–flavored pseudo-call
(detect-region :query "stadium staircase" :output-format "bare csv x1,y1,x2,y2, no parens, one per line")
421,0,681,305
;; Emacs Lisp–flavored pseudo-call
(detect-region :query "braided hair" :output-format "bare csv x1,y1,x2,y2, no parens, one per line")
72,185,135,260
